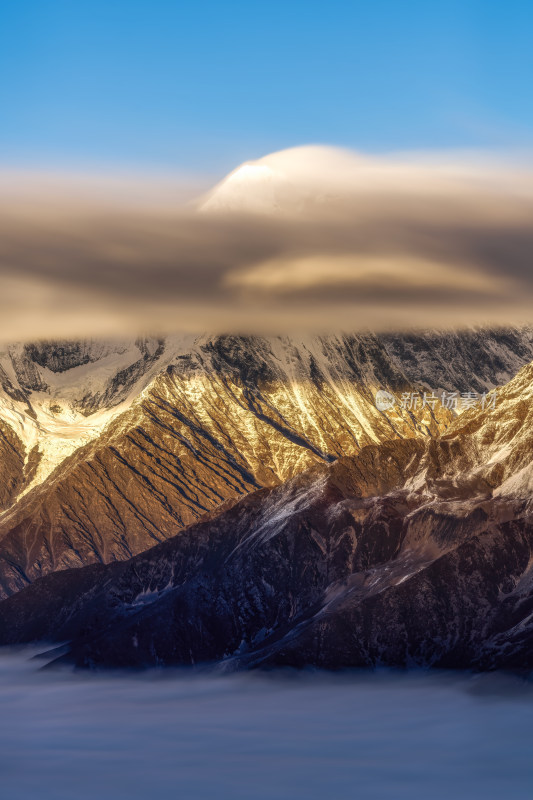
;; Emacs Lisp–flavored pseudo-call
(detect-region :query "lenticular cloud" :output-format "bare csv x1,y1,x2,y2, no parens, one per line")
1,145,533,341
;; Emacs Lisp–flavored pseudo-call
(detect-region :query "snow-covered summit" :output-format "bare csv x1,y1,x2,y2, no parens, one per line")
199,145,363,214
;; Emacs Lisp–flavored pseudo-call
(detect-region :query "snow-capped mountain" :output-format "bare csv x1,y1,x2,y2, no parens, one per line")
2,148,533,671
4,361,533,671
0,337,189,500
0,329,533,600
198,146,356,214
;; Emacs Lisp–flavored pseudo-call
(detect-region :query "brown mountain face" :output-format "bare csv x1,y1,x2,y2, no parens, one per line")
1,346,533,670
1,415,532,671
0,420,24,512
0,329,532,600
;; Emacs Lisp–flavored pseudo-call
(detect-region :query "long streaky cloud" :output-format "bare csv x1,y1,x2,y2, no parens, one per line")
1,145,533,342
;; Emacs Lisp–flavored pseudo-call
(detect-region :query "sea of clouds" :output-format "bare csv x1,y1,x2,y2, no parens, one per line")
1,646,533,800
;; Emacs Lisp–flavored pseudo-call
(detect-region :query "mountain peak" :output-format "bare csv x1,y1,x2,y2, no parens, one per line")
198,145,362,214
199,161,282,213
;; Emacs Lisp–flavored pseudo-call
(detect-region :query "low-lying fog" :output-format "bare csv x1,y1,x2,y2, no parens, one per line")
1,646,532,800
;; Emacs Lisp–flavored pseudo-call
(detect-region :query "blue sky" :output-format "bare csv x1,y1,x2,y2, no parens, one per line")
1,0,532,174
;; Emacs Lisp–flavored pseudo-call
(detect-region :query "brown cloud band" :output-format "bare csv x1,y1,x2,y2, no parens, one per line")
0,147,532,340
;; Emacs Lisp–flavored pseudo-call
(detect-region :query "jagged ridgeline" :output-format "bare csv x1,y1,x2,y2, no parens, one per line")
0,329,532,607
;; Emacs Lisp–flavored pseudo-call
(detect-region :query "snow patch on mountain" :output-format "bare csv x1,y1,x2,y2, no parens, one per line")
0,335,197,502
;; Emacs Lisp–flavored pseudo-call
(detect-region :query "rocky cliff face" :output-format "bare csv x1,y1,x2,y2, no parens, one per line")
0,329,532,600
3,351,533,671
0,420,24,511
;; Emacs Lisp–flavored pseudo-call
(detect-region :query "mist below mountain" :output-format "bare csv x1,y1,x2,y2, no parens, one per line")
1,647,532,800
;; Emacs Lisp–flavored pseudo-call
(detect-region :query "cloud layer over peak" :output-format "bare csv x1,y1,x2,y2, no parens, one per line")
1,146,532,341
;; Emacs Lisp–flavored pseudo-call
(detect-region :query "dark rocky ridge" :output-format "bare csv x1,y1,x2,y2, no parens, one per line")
1,438,532,672
381,327,533,393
